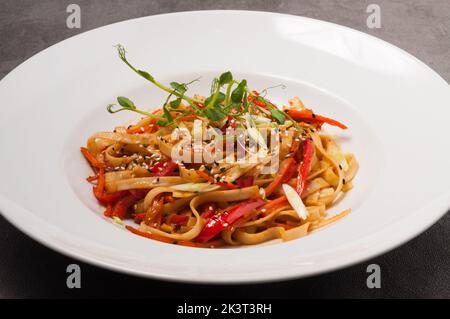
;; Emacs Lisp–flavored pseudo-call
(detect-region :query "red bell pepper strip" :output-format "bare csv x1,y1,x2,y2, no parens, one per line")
286,109,347,129
290,137,301,154
168,214,189,225
282,160,298,183
264,157,297,197
296,138,314,196
200,202,216,219
152,160,178,176
112,194,137,219
133,213,145,223
164,194,174,202
129,189,149,199
247,90,269,110
227,116,237,129
196,198,265,243
236,176,254,188
93,168,128,204
103,203,113,217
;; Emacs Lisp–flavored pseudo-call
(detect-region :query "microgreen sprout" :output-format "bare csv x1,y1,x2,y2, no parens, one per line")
108,45,300,130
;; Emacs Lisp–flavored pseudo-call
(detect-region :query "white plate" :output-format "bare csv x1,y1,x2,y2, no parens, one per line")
0,11,449,283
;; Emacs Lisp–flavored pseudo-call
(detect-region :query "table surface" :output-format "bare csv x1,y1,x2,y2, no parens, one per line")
1,0,449,298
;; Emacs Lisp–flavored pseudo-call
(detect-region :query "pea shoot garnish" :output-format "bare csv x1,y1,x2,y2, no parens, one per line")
107,44,300,130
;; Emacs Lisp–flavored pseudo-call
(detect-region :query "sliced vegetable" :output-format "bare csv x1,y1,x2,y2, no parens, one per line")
170,182,221,193
296,138,314,196
327,141,349,171
152,160,178,176
144,196,165,227
259,196,288,217
93,168,128,204
236,176,254,188
200,203,216,219
179,115,200,122
129,188,149,199
264,158,296,197
126,225,175,243
286,109,347,129
168,214,189,225
196,198,265,243
103,203,113,218
247,91,268,109
133,213,145,223
196,170,238,189
113,216,124,225
112,194,137,218
282,184,309,220
80,147,105,169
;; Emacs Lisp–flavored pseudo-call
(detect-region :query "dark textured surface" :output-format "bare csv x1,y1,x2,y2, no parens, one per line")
0,0,449,298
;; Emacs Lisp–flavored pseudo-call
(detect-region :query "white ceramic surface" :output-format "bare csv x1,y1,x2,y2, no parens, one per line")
0,11,449,283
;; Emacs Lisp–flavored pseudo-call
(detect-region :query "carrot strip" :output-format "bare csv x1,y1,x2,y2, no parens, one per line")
80,147,105,169
86,174,99,182
93,168,128,204
178,115,200,122
197,170,237,189
126,226,225,247
125,225,175,244
178,239,226,248
287,109,347,129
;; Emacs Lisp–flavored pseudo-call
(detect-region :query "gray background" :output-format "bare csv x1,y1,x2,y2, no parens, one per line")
0,0,449,298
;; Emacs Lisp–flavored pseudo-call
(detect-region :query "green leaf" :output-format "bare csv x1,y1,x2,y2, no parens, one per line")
137,70,154,82
117,96,136,109
243,92,249,112
203,107,226,121
170,82,187,95
231,79,247,103
204,92,226,107
169,97,182,108
219,71,233,86
269,108,286,124
157,119,169,126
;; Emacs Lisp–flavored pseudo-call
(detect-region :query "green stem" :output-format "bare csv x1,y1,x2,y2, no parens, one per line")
205,86,221,109
224,82,234,105
118,47,203,105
